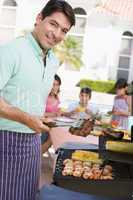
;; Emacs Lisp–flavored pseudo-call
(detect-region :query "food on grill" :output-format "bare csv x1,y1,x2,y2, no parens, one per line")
104,165,113,172
92,163,101,169
83,165,91,172
100,175,113,180
102,168,111,176
62,158,113,180
83,161,92,167
100,164,113,180
73,163,83,177
62,159,74,176
69,119,94,137
106,141,133,154
63,159,73,165
43,121,56,127
72,150,98,159
73,170,82,177
72,150,103,164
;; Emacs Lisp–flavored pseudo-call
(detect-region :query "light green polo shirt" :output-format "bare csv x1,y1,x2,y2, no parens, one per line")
0,33,59,133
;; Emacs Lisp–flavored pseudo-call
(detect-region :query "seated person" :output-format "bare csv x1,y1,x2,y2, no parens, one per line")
62,87,98,119
41,74,62,153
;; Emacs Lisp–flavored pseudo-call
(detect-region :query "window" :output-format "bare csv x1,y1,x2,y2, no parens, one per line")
74,7,87,15
118,56,130,69
117,31,133,81
68,7,87,69
117,69,129,80
69,7,87,36
3,0,17,7
120,37,132,55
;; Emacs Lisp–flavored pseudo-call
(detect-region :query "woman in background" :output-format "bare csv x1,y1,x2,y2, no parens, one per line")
42,74,61,153
45,74,61,117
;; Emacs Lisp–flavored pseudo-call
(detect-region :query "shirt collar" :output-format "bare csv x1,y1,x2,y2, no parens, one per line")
26,32,51,59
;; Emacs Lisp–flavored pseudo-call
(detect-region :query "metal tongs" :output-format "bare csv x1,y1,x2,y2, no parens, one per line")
43,120,74,128
43,118,84,128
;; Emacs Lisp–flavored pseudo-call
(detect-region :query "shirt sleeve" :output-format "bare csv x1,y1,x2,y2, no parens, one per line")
87,104,99,114
0,44,16,90
67,101,79,112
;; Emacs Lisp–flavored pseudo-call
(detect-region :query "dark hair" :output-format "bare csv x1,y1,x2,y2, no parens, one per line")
54,74,61,85
80,87,92,98
115,78,128,89
41,0,75,27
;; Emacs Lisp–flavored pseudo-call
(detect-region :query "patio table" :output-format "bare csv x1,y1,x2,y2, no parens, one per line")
49,127,98,151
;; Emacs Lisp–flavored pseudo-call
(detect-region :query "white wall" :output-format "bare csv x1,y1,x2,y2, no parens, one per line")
15,0,48,36
67,0,99,13
0,7,16,26
0,4,16,43
1,0,133,82
0,27,15,43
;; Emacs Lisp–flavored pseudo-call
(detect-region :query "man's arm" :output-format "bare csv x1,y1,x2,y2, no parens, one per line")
0,97,50,133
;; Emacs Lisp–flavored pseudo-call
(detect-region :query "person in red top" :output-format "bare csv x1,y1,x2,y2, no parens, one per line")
42,74,62,153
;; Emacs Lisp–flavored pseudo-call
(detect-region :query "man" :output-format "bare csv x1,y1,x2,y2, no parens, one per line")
0,0,75,200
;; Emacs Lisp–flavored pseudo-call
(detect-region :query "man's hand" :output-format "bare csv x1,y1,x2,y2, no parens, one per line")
0,97,51,133
25,115,50,133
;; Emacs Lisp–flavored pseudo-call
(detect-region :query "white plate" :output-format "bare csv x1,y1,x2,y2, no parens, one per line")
55,117,76,123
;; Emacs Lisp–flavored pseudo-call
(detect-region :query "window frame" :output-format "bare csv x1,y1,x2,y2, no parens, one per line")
2,0,17,7
117,33,133,81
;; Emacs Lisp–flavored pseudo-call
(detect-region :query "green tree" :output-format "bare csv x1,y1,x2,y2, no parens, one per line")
54,36,83,70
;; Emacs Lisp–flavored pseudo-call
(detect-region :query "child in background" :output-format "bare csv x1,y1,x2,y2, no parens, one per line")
63,87,98,119
41,74,61,153
111,78,131,130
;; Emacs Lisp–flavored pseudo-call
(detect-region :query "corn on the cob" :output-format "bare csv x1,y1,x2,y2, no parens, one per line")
72,150,103,164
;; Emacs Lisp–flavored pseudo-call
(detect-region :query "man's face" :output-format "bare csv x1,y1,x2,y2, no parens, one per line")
33,11,71,50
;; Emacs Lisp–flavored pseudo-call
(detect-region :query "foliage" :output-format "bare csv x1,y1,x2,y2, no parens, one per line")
54,36,83,70
77,79,116,94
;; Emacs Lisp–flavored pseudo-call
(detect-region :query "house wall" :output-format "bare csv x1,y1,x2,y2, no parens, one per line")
83,12,133,82
109,24,133,82
68,0,99,12
0,0,133,82
0,5,17,43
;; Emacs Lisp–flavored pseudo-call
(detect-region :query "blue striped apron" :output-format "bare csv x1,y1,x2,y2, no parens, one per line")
0,130,41,200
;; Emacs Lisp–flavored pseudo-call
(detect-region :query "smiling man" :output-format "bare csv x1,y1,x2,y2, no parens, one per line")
0,1,75,200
